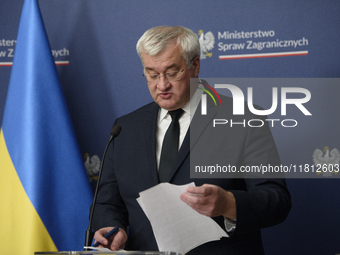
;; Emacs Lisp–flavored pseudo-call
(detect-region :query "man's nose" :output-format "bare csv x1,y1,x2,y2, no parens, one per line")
157,75,171,90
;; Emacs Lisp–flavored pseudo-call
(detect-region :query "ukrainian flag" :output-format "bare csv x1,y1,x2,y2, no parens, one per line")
0,0,93,253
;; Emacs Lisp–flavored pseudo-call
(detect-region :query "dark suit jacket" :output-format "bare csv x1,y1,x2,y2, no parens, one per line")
93,95,291,255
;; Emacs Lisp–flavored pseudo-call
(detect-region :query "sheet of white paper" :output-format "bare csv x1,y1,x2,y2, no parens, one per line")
84,247,127,253
137,182,228,254
83,246,112,252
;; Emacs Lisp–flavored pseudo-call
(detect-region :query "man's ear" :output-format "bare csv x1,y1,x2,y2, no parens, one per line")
192,56,200,77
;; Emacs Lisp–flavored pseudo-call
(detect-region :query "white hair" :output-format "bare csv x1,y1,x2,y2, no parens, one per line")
136,26,200,68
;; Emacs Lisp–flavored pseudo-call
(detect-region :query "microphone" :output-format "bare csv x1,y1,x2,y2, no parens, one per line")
84,124,121,250
110,125,122,140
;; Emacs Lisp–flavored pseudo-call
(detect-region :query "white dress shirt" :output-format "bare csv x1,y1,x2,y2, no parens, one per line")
155,86,202,170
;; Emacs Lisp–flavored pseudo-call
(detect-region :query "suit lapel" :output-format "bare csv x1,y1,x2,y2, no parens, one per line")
190,100,217,150
142,102,160,184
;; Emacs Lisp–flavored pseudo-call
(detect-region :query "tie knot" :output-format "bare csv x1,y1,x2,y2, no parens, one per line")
168,109,183,121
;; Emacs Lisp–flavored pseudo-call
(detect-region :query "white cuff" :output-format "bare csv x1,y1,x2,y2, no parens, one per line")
224,217,236,235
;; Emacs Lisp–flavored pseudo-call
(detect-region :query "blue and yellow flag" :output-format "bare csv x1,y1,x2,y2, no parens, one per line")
0,0,93,253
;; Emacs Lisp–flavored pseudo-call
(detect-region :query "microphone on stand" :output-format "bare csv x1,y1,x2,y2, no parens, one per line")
84,124,122,250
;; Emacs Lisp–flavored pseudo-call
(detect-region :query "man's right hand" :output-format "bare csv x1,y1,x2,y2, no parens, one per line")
93,227,128,251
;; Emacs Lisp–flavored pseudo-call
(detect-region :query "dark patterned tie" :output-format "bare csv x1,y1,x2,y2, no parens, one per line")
159,109,184,182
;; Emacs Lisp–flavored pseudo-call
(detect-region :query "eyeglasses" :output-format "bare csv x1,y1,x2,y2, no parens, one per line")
142,69,185,85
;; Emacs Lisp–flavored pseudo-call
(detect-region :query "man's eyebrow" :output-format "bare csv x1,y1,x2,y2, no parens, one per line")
145,67,155,72
145,64,178,72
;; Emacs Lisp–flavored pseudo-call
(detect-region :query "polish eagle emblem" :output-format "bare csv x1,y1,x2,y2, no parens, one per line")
313,146,340,177
198,30,215,59
84,153,101,181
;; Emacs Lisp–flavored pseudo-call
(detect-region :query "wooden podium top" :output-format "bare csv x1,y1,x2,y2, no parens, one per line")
35,251,181,255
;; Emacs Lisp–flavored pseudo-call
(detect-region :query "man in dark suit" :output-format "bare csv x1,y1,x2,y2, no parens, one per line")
92,26,291,254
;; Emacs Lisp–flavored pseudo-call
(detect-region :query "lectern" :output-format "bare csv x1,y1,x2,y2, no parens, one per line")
35,251,180,255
